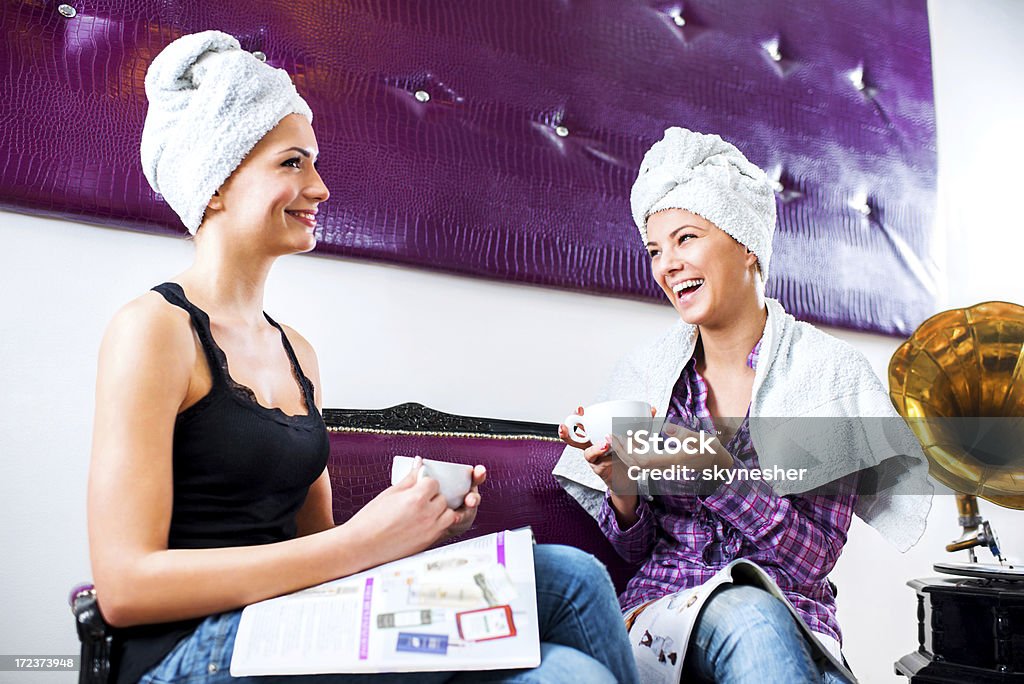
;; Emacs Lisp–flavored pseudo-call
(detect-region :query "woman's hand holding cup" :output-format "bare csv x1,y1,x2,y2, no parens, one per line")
559,401,657,527
558,411,626,490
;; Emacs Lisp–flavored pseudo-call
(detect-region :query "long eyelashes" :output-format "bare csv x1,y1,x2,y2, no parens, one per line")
283,157,321,171
648,234,696,258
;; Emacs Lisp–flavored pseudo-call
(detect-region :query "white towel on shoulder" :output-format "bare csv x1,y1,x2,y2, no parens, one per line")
553,298,933,551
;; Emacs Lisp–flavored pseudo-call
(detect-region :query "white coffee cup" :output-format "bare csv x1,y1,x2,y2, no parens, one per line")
562,400,654,447
391,456,474,509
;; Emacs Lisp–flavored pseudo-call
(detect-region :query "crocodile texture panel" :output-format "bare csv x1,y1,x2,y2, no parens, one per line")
327,430,639,593
0,1,937,335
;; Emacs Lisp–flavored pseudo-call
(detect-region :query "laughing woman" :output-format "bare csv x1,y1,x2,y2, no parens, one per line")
554,128,932,683
87,31,637,684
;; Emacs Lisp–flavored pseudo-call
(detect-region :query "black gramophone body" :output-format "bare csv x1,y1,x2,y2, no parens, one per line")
889,302,1024,683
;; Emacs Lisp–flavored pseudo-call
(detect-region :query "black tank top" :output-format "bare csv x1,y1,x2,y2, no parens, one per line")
115,282,330,683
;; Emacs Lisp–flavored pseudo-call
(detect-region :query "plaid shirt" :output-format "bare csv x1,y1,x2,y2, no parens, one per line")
597,340,858,645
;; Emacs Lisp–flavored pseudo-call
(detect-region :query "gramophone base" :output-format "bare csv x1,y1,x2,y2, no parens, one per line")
894,576,1024,683
896,650,1024,683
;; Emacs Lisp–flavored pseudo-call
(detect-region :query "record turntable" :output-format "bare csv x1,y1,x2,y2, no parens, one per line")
889,302,1024,683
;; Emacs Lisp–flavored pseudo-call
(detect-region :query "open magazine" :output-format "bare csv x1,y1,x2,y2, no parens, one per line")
230,528,540,676
627,559,858,684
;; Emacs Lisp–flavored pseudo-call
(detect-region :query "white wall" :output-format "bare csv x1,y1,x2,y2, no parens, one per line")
1,1,1022,682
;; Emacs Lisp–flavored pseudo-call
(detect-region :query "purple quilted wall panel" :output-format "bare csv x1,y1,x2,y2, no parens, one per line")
1,1,937,335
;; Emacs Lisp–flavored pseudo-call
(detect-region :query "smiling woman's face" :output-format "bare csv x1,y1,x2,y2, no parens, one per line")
204,114,330,255
645,208,760,326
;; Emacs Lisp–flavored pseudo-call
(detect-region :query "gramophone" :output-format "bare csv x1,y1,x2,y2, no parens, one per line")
889,301,1024,683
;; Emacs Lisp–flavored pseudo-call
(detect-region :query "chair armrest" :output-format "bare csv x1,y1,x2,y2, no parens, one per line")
71,585,115,684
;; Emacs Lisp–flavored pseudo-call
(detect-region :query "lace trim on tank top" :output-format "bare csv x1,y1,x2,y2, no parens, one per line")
152,282,320,428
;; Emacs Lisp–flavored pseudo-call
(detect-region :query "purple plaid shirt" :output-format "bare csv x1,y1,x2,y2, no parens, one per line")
597,340,858,645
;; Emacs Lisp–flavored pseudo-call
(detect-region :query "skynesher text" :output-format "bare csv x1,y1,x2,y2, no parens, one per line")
627,464,809,484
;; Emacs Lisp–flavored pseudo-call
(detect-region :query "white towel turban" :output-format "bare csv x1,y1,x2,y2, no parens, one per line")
630,127,777,281
140,30,313,234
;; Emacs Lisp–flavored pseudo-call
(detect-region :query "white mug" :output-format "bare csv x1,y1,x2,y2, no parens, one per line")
391,456,474,509
562,400,654,447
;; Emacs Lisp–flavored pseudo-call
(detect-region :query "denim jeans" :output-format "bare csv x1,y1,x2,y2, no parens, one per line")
140,544,638,684
682,585,853,684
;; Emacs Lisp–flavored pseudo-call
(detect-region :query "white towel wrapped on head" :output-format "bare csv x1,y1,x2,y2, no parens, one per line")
631,127,777,281
140,30,313,234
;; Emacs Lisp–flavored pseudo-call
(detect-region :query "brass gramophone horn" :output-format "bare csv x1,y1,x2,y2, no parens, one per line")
888,301,1024,510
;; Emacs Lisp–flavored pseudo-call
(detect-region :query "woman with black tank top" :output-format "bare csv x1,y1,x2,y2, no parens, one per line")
87,31,637,684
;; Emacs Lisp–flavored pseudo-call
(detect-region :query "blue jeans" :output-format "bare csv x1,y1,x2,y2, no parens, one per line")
682,585,853,684
140,545,638,684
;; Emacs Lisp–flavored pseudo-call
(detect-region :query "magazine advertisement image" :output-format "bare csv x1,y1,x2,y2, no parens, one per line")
230,529,539,676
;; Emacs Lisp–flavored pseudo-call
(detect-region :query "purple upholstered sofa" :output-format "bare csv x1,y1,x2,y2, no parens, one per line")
72,403,637,683
322,403,636,590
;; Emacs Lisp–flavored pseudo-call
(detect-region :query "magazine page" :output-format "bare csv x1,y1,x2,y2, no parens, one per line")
230,528,540,676
626,560,857,684
626,570,732,684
